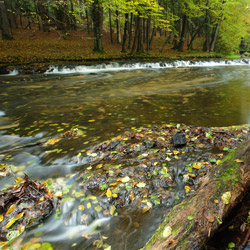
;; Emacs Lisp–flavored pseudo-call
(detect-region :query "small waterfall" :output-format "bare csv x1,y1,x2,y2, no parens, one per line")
45,59,250,75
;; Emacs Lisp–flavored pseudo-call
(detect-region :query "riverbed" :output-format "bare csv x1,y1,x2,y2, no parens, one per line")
0,59,249,249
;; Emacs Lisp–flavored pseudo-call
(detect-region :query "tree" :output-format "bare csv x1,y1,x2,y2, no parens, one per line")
0,0,13,40
91,0,103,52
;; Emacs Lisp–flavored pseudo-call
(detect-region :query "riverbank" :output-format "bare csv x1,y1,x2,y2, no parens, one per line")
0,28,231,74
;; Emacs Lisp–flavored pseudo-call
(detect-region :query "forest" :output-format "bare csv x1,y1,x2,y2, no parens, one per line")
0,0,249,66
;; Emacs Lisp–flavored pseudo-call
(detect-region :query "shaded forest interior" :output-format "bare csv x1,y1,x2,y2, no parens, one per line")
0,0,249,64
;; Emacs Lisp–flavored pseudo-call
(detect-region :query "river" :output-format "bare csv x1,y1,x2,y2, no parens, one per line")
0,59,249,249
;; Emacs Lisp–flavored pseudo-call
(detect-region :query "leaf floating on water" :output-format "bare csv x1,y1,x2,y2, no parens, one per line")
78,205,85,211
163,226,172,238
88,120,95,122
221,191,231,205
87,202,91,209
106,189,112,198
6,204,16,215
121,176,130,183
136,182,146,188
193,163,202,169
110,205,116,216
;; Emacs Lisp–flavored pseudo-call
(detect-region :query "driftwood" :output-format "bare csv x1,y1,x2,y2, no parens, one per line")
144,140,250,250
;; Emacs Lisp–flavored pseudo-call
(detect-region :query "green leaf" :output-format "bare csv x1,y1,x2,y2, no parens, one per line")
187,216,194,220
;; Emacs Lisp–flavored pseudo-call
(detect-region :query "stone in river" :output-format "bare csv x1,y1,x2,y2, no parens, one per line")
172,132,187,147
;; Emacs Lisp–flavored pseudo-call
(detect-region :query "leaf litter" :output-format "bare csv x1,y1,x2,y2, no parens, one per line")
1,123,250,248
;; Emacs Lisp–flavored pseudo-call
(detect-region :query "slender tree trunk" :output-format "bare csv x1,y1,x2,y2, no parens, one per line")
116,10,121,44
0,0,13,40
131,15,139,53
109,8,113,43
143,18,146,43
146,16,151,51
188,20,205,50
149,26,156,50
37,0,49,32
210,20,221,52
121,13,129,52
91,0,103,52
70,0,77,30
85,8,90,34
137,15,143,53
176,15,188,52
203,0,210,52
128,13,133,49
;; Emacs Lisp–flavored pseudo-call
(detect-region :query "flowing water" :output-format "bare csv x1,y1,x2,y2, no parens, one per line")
0,59,250,249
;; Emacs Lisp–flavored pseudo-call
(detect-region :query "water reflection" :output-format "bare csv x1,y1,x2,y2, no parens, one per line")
0,64,250,249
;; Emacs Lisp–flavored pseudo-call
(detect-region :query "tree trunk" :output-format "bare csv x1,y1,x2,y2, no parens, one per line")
85,8,91,34
203,0,210,52
137,15,143,53
146,16,151,51
116,10,121,44
176,15,188,52
149,26,156,50
131,15,139,53
91,0,103,52
69,0,77,30
4,0,17,29
109,8,113,43
37,0,49,32
0,0,13,40
121,13,129,53
144,140,250,249
128,13,133,49
210,21,221,52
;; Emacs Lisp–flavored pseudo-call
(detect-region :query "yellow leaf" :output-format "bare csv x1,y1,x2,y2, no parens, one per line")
78,205,85,211
173,150,180,155
6,204,15,215
55,191,63,197
17,212,24,219
221,191,231,205
153,162,158,166
188,173,196,178
130,191,135,201
106,189,112,198
87,202,91,209
142,207,150,213
18,225,25,233
193,163,202,169
0,215,3,222
88,119,95,122
6,217,18,229
185,186,191,192
15,177,22,183
31,243,41,249
112,193,118,198
235,159,244,163
163,226,172,238
89,196,97,200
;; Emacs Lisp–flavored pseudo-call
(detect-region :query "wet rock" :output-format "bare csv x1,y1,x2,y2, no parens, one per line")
144,140,156,149
172,132,187,147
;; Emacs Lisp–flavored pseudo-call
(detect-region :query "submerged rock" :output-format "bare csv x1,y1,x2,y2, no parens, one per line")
172,132,187,147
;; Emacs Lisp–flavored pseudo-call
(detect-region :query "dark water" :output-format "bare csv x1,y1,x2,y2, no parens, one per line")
0,61,250,249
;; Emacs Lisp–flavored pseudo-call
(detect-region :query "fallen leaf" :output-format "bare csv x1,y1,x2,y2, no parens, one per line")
163,226,172,238
221,191,231,205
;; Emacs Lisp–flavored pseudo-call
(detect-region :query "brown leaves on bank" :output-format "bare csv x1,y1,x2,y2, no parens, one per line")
0,174,54,242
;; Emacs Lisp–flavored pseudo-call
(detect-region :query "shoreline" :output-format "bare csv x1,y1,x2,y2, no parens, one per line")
1,53,247,75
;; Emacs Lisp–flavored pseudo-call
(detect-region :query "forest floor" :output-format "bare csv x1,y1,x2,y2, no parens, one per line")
0,28,223,72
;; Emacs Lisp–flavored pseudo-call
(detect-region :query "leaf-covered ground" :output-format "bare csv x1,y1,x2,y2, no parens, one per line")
0,29,218,71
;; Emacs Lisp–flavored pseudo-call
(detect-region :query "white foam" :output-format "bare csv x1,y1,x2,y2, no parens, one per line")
0,111,6,117
45,59,250,75
7,69,19,76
